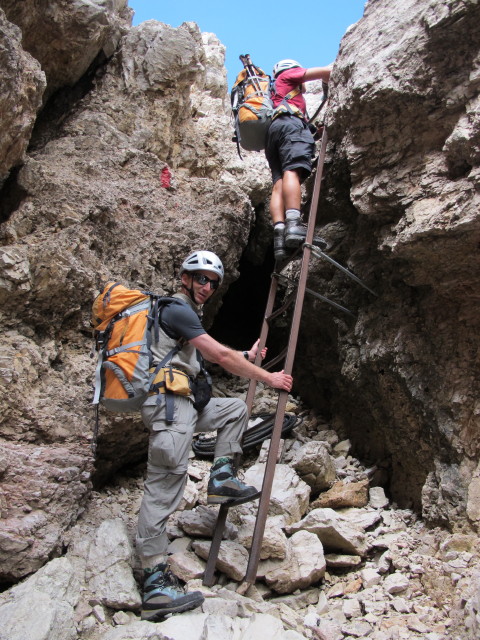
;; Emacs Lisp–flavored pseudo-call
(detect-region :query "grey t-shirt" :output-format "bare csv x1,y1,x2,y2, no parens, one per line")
160,298,205,341
148,293,206,380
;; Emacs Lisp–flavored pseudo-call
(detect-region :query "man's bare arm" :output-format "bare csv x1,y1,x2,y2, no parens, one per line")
190,333,293,391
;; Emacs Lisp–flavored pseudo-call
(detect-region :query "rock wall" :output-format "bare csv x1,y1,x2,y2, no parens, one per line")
0,0,268,581
0,0,478,599
295,0,480,529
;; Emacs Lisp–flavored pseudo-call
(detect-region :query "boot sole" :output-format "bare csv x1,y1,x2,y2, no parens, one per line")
207,490,261,506
285,234,304,248
141,592,204,620
285,235,327,251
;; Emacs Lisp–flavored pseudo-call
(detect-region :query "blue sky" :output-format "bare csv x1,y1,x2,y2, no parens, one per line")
129,1,366,87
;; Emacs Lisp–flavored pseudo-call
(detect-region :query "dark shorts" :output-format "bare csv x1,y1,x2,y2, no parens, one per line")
266,115,315,184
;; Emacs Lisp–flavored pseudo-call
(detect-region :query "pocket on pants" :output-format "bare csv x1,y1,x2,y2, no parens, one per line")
287,129,315,163
149,423,188,470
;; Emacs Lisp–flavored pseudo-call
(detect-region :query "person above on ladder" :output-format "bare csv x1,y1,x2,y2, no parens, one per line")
137,249,293,622
266,59,332,261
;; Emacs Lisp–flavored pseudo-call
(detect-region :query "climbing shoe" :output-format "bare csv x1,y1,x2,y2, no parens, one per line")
207,457,261,506
273,224,287,262
141,563,204,621
285,217,327,251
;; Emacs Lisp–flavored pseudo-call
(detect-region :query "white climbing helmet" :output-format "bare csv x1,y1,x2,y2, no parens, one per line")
181,250,224,283
273,59,301,78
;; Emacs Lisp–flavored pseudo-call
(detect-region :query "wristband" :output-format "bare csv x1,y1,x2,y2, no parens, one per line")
243,351,249,360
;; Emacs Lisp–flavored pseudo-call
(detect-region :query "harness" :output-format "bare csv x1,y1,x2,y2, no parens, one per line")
271,85,305,121
149,343,212,422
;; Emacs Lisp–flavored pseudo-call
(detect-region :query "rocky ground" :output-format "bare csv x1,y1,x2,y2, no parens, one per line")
0,375,479,640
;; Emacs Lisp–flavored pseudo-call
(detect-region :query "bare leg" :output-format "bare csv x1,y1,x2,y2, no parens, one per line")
269,178,285,224
282,169,302,212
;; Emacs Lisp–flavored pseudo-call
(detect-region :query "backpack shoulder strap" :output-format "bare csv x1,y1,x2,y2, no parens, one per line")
148,295,185,343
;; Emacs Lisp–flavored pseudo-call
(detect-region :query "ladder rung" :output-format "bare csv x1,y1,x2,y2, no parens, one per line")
276,273,355,317
263,347,287,371
305,243,378,297
265,289,296,323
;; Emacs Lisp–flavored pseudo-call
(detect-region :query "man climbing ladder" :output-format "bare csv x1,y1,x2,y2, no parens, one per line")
266,59,332,261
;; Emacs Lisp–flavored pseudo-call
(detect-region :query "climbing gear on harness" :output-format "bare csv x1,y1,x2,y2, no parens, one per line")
274,223,287,262
207,457,261,506
91,282,184,414
190,350,212,411
181,251,224,283
141,563,204,620
148,351,213,420
285,215,327,250
273,59,301,78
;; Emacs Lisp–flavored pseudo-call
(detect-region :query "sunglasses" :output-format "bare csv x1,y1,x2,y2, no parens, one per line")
192,273,220,290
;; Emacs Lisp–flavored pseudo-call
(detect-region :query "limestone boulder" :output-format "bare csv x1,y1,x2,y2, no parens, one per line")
168,549,206,582
0,441,91,581
290,441,337,496
243,464,311,525
311,479,369,509
260,530,326,594
192,539,248,582
85,519,141,610
236,514,288,560
286,508,369,556
0,557,80,640
0,0,132,100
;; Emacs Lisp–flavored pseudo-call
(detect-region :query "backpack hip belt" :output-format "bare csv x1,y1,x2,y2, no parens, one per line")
148,365,193,423
149,366,192,397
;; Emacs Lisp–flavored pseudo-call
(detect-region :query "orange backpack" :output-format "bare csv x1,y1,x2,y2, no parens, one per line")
231,62,274,152
91,282,183,413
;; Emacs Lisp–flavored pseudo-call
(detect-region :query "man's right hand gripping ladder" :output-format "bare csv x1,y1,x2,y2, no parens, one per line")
202,128,377,589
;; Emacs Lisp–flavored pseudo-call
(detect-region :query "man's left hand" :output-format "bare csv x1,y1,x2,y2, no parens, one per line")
248,338,267,362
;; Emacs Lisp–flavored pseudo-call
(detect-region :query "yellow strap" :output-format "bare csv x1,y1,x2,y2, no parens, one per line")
284,86,301,101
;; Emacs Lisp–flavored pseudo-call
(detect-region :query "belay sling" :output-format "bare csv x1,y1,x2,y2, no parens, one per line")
91,282,185,414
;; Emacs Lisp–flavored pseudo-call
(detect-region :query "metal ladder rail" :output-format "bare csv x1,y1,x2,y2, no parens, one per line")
202,266,284,587
203,130,328,588
202,258,282,586
243,129,329,584
203,130,378,586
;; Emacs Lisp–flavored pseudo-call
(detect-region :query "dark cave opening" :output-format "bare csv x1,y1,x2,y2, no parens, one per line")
0,166,28,224
210,244,276,351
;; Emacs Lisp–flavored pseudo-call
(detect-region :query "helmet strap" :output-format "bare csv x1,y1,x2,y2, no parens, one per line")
181,280,198,304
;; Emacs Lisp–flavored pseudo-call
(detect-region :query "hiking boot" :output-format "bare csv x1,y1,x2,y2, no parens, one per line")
141,563,204,621
273,225,287,262
285,218,327,251
207,457,261,506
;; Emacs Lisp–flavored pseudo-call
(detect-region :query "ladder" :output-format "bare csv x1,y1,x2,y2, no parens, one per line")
202,128,376,587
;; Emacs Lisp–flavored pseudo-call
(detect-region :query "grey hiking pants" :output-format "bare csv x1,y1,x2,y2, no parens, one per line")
136,394,248,560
